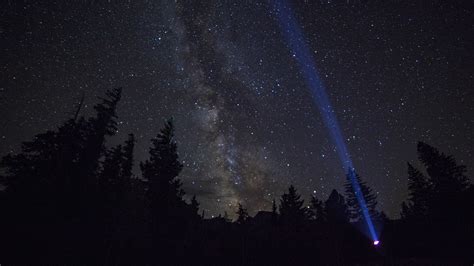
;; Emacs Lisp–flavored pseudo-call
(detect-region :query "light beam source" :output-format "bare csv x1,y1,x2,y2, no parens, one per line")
270,0,379,243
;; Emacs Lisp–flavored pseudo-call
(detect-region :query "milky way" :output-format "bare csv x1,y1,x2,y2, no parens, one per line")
1,1,473,218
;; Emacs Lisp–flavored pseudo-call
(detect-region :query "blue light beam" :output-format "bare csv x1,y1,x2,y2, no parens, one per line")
271,0,378,242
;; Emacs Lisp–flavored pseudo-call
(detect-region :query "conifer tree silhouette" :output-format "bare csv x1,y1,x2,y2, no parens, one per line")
400,162,430,220
271,198,278,224
279,185,307,225
140,118,187,261
399,142,473,260
416,142,470,221
0,88,124,264
309,195,324,221
324,189,348,223
272,198,278,214
141,118,184,217
401,142,472,231
79,88,122,180
236,203,249,224
190,195,200,215
344,170,377,222
417,142,469,190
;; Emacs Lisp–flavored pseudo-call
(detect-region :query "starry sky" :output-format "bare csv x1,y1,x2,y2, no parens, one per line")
1,1,473,218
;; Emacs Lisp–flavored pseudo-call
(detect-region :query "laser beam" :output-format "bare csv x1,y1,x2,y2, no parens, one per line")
271,0,378,243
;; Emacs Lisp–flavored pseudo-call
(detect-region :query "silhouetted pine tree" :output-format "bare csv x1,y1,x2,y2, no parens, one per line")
0,89,124,264
271,198,278,223
324,189,348,223
309,195,324,221
140,118,186,259
344,169,377,222
272,198,277,214
76,88,121,192
0,92,92,219
417,142,469,190
190,195,200,215
416,142,470,221
400,141,473,245
188,195,202,225
279,185,308,225
1,130,59,197
141,118,184,212
400,162,430,220
398,142,473,259
236,203,249,224
72,88,122,225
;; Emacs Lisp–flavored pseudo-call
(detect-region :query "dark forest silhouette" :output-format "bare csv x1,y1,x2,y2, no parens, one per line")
0,89,472,265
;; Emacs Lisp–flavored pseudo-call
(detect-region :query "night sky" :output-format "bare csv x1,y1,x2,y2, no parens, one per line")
1,1,473,218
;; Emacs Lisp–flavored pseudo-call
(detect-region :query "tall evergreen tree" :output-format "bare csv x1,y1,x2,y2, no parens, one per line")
190,195,200,214
400,162,430,219
324,189,348,223
0,91,103,216
272,198,277,214
399,142,473,259
79,88,122,183
402,142,471,223
140,118,185,234
309,195,324,221
417,142,469,191
0,89,124,263
344,169,377,222
271,198,278,224
279,185,308,225
236,203,249,224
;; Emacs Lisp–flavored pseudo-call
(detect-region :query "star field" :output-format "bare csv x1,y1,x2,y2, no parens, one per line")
1,1,473,218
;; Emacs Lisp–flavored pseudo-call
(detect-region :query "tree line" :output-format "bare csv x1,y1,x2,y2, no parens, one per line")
0,88,472,264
